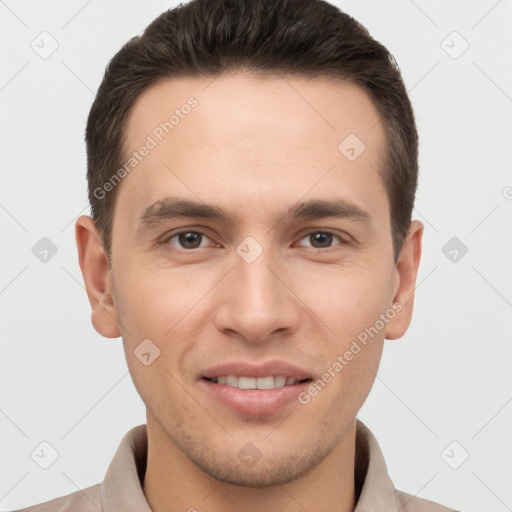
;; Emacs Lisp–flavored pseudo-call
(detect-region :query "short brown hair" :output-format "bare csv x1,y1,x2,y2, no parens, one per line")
86,0,418,262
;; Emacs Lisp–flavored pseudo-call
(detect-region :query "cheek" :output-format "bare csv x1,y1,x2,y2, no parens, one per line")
114,265,203,336
295,261,393,340
113,265,215,388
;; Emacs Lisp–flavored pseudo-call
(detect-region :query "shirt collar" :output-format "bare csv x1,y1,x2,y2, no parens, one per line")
353,420,399,511
100,419,398,511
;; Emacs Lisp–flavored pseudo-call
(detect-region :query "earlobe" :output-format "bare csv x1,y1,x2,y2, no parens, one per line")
385,220,424,340
75,215,121,338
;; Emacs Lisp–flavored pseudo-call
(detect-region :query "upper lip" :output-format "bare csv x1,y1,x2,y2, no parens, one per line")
201,360,313,380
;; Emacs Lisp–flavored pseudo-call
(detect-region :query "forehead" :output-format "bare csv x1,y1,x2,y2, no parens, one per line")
118,72,388,225
126,72,384,149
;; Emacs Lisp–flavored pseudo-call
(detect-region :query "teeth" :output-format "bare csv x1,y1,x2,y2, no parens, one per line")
226,375,238,387
256,376,275,389
238,376,256,389
274,375,286,387
211,375,300,389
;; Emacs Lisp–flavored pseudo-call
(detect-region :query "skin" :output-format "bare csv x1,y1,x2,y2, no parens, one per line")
76,72,423,512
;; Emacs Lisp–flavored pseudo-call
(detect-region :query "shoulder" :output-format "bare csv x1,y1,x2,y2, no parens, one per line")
395,489,460,512
10,483,101,512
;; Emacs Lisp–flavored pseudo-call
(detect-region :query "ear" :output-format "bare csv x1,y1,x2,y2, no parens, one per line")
75,215,121,338
385,220,423,340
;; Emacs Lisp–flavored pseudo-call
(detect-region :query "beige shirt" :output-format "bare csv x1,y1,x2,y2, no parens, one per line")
15,420,459,511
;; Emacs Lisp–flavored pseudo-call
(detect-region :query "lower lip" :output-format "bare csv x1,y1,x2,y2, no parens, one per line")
200,378,311,415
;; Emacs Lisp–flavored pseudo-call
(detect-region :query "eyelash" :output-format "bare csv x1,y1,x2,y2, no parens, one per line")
160,228,351,251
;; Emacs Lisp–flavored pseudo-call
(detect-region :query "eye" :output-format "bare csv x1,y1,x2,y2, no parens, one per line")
165,230,214,250
296,230,348,249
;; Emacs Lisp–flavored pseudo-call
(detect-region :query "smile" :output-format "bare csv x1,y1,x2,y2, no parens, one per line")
199,360,314,415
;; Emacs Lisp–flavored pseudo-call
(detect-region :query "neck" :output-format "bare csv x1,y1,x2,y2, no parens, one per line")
143,412,357,512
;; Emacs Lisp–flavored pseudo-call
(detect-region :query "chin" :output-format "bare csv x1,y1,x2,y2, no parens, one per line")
175,430,332,488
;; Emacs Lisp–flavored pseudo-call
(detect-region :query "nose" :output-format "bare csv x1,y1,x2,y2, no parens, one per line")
213,246,301,344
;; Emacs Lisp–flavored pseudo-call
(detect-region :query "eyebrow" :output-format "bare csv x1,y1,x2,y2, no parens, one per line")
137,196,371,231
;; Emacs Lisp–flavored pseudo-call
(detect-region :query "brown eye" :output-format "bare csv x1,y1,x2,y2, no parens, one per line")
297,231,346,249
167,231,211,249
309,232,334,248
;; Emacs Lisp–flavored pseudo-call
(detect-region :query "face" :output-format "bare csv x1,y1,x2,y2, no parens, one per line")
77,72,422,487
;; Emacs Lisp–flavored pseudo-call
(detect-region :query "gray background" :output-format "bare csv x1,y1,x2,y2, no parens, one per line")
1,0,511,510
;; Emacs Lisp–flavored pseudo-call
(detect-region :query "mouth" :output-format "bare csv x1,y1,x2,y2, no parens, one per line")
199,361,314,415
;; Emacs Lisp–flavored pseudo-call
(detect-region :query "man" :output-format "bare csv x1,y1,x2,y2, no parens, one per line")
16,0,459,510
